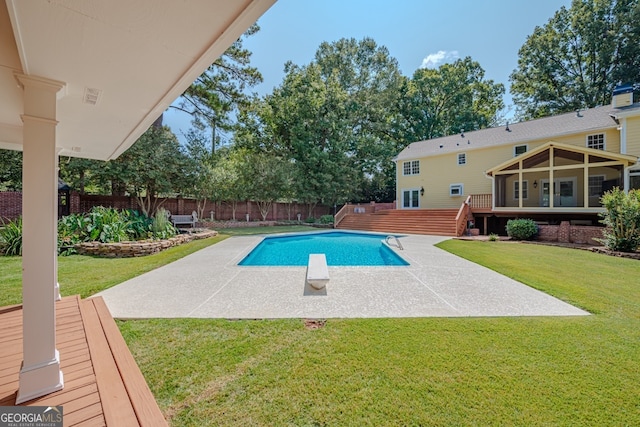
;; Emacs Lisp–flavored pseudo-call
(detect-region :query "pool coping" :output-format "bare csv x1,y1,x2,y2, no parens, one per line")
237,229,410,266
97,233,589,319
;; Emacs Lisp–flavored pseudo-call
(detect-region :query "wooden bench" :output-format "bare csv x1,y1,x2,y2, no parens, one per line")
170,211,197,227
306,253,330,290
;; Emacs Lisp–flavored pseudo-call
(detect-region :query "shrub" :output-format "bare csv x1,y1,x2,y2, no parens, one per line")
150,208,177,240
58,213,89,255
124,209,153,240
86,206,130,243
0,217,22,256
506,219,538,240
304,217,316,223
488,233,500,241
598,188,640,252
319,214,334,224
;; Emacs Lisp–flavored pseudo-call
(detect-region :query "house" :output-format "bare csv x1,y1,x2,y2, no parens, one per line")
394,85,640,235
0,0,274,407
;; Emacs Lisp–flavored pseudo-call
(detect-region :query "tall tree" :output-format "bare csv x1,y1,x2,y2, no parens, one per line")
101,126,192,216
175,24,263,152
261,62,358,213
510,0,640,119
396,57,505,143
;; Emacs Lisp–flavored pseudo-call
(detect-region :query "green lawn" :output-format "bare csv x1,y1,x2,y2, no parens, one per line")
0,235,227,306
117,240,640,426
3,233,639,425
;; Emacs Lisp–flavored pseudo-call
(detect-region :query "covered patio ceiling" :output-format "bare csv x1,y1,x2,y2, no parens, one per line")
0,0,275,160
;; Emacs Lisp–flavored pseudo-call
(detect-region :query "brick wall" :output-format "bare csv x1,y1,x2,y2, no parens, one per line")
0,192,21,221
538,221,604,245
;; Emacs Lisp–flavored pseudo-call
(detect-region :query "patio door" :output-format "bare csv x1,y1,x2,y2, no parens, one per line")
540,178,577,207
402,189,420,208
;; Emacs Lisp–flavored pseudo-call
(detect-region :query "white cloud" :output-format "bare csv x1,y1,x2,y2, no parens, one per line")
420,50,460,69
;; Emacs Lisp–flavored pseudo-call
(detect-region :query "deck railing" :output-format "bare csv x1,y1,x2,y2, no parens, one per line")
333,202,395,227
454,195,472,236
469,194,492,210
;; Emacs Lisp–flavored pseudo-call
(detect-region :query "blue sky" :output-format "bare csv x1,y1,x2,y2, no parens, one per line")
165,0,572,142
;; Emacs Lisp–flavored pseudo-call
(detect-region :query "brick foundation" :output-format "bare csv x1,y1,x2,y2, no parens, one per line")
537,221,604,245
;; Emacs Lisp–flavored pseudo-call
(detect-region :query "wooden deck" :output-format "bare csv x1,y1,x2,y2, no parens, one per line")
0,295,167,427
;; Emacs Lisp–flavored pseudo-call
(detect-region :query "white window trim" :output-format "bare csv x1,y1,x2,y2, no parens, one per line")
513,180,528,200
586,133,606,150
457,153,466,166
401,188,421,209
514,144,528,157
450,183,464,197
402,160,420,176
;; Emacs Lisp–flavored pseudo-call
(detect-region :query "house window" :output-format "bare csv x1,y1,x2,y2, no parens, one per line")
514,180,528,200
588,175,605,197
514,145,528,157
631,171,640,191
450,183,464,197
587,134,605,150
403,160,420,176
457,153,466,165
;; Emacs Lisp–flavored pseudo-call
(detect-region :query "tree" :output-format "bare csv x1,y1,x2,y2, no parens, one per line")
59,157,103,194
0,149,22,191
395,57,505,143
261,62,359,214
175,24,263,153
314,38,404,201
103,126,192,216
208,149,249,221
510,0,640,119
182,129,215,219
242,151,292,221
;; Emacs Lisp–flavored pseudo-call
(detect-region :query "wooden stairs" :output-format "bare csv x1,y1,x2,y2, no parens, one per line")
335,209,460,236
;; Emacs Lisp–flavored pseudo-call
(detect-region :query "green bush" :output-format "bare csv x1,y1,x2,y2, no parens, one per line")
488,233,500,241
319,214,334,224
150,208,177,240
86,206,130,243
598,188,640,252
304,217,316,223
124,209,154,240
0,217,22,256
58,213,89,255
506,218,538,240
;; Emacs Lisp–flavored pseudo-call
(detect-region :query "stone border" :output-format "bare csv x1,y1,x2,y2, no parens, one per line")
75,230,218,258
589,247,640,260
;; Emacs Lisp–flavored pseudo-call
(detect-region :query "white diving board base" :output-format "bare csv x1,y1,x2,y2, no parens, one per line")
306,253,330,291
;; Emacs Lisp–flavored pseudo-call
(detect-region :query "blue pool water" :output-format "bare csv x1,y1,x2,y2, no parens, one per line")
238,231,409,266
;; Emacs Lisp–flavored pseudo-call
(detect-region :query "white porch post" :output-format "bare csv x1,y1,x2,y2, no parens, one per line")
15,74,66,404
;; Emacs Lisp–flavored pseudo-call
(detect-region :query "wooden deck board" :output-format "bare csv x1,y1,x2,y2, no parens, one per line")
0,295,167,426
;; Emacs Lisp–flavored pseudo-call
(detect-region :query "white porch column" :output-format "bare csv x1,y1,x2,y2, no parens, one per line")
15,74,66,404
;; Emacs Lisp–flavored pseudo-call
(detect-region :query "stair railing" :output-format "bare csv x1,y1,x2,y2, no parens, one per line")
385,235,404,250
454,196,472,237
333,203,352,228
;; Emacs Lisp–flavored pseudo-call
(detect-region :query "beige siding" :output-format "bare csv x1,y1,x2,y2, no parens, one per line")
626,116,640,157
396,126,628,210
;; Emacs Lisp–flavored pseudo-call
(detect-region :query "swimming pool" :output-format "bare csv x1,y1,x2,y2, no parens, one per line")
238,231,409,266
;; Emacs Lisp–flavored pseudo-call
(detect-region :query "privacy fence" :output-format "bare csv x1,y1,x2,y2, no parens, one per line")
0,191,332,222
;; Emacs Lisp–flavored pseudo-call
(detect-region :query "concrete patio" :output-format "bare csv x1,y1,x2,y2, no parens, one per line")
97,234,589,319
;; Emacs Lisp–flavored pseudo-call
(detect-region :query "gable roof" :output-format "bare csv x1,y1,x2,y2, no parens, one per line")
396,103,640,161
485,141,638,177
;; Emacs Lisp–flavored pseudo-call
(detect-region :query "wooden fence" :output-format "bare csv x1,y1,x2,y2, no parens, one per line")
0,192,332,222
